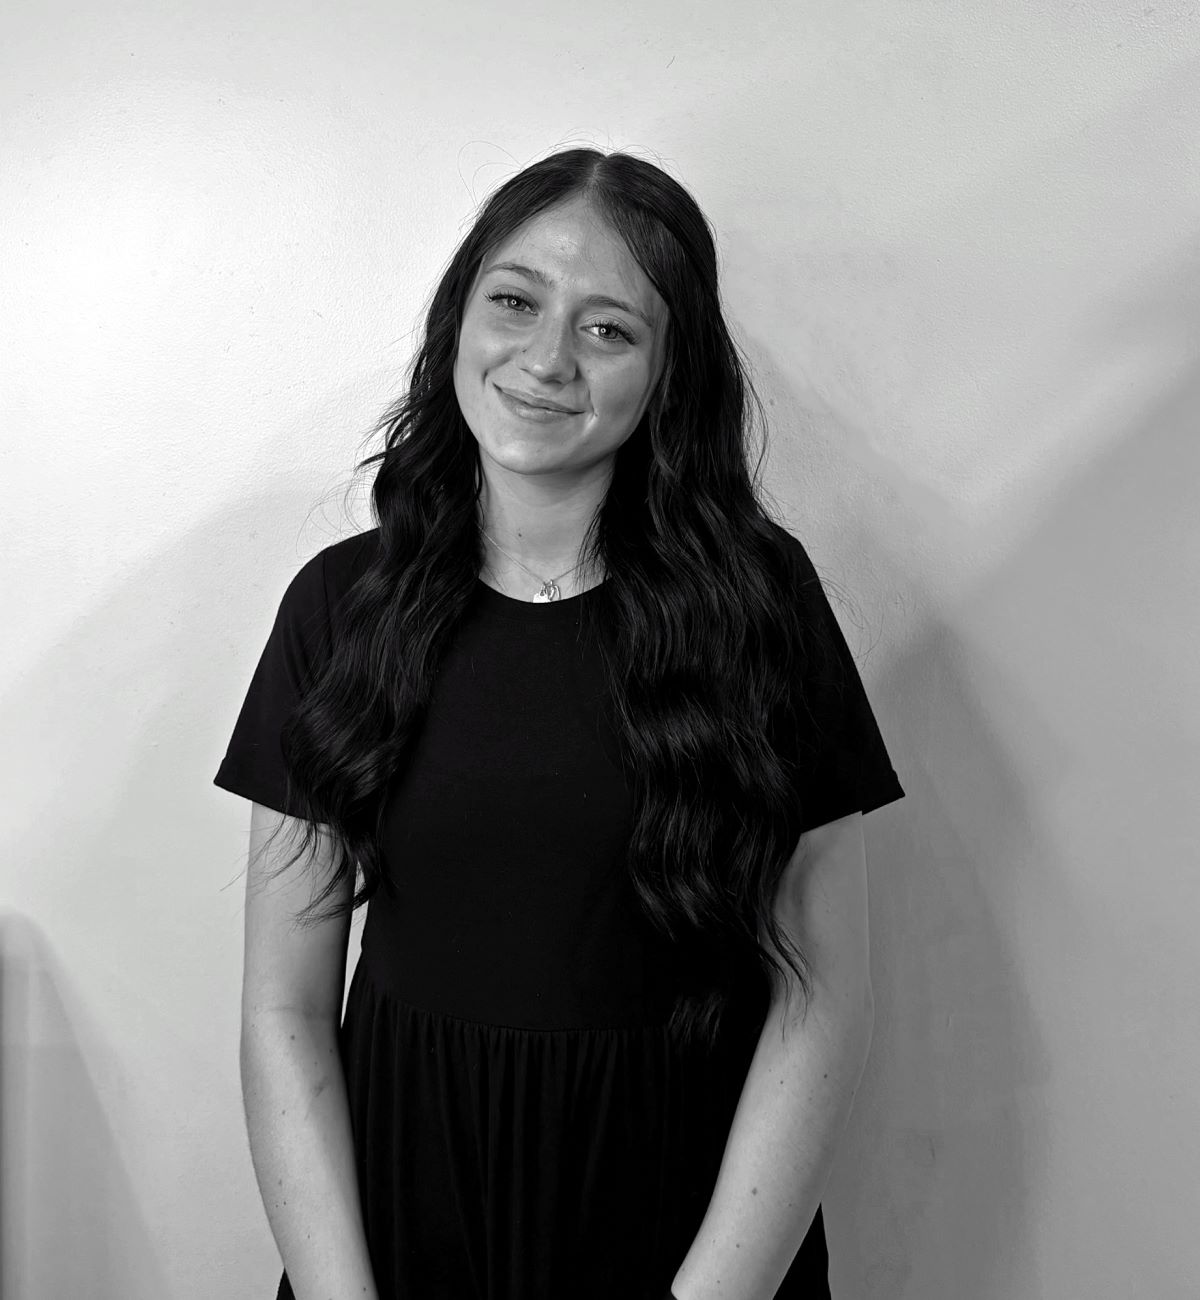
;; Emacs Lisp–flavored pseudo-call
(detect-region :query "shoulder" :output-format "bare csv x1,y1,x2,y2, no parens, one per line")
317,527,380,600
272,528,380,646
284,528,379,602
761,517,821,591
759,519,851,672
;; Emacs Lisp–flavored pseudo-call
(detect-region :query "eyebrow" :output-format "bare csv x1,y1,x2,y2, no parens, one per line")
481,261,656,330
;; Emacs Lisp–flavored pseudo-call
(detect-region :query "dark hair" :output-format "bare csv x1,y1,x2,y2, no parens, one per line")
271,146,831,1050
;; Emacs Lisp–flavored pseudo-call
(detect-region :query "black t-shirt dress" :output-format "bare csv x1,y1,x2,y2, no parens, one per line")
213,524,905,1300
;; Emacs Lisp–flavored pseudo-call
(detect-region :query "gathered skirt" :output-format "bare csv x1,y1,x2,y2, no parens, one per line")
273,955,830,1300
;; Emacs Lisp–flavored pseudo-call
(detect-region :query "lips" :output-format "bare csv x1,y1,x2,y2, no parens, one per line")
497,385,581,414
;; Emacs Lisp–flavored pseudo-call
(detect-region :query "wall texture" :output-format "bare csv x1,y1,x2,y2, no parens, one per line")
2,2,1197,1297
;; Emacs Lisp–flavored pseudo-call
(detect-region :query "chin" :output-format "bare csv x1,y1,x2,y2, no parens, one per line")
480,438,570,474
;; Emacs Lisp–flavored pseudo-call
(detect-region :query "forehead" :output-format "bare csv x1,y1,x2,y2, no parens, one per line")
480,198,665,324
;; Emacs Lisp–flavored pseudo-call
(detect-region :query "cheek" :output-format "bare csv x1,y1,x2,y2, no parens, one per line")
456,313,492,367
451,345,469,400
595,363,655,420
453,333,489,411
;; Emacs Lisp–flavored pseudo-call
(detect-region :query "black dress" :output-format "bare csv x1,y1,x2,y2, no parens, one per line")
213,525,905,1300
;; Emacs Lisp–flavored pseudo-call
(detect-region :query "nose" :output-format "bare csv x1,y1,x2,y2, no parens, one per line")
519,312,578,385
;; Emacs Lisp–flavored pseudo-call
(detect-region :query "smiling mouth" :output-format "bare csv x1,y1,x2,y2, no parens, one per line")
496,385,581,415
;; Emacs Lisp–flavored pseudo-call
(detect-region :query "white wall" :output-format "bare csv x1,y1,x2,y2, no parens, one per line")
2,3,1197,1296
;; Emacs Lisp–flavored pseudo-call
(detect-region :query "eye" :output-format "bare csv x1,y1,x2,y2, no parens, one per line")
484,290,636,345
592,319,636,344
485,290,533,313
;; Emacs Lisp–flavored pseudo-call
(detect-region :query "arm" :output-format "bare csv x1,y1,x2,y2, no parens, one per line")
240,802,379,1300
670,812,876,1300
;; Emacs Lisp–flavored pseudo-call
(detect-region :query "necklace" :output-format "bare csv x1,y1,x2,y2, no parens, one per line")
481,527,587,602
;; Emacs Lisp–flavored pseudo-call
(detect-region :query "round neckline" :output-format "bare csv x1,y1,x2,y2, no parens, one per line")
474,576,606,615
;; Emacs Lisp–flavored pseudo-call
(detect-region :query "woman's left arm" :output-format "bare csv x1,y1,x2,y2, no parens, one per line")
670,811,877,1300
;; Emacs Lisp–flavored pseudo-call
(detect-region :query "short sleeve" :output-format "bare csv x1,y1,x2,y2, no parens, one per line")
786,535,906,835
212,549,333,818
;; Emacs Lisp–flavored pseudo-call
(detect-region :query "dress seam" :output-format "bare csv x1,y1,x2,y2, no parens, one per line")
353,958,674,1036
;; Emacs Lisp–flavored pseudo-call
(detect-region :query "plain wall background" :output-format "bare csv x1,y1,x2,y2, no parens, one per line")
3,3,1198,1297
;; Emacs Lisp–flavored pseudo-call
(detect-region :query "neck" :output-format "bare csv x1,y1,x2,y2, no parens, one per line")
476,464,607,580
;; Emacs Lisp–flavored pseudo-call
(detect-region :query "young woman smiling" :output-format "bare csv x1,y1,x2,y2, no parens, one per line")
215,146,905,1300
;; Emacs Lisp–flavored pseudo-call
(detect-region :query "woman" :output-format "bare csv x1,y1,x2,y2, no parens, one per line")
214,147,905,1300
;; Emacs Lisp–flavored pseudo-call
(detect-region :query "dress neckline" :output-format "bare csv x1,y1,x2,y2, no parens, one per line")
474,576,606,617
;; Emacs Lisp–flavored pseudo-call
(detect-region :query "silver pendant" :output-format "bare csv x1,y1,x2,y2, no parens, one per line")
534,579,560,602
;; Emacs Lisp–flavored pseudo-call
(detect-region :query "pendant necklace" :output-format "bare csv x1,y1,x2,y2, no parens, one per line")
481,528,588,602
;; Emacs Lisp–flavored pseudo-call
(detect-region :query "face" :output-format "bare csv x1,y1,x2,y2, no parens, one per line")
453,195,668,486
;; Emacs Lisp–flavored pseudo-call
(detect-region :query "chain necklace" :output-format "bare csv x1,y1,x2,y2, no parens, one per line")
481,527,588,602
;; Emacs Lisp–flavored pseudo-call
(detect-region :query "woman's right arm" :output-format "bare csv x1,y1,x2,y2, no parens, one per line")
240,801,379,1300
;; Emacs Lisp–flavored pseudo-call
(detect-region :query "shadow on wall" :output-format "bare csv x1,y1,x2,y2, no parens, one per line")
816,608,1050,1300
822,358,1199,1300
0,913,171,1298
826,631,1047,1300
0,436,371,1298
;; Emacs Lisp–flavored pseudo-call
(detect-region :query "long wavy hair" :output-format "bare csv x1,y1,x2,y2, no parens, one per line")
270,147,833,1050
